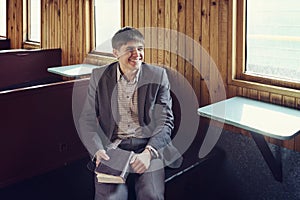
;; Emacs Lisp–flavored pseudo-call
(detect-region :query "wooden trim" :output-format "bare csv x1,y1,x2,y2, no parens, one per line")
90,0,95,51
26,0,30,42
241,73,300,90
24,0,41,44
228,0,235,81
91,0,124,55
23,41,40,49
121,0,124,27
228,0,300,100
238,0,245,79
229,79,300,98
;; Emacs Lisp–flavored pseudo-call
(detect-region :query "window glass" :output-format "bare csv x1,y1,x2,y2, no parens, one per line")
28,0,41,42
246,0,300,82
0,1,6,37
94,0,121,53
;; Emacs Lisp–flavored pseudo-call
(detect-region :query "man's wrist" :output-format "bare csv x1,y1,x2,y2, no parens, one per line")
145,145,159,159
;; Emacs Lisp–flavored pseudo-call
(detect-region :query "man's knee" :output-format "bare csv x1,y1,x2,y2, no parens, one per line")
135,169,165,200
137,189,164,200
94,179,128,200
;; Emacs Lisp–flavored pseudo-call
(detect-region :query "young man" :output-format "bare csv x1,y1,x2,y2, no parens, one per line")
79,27,182,200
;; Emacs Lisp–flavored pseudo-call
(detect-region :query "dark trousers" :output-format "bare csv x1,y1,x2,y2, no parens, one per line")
94,138,165,200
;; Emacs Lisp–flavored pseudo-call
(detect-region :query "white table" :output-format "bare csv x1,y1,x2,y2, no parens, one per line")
47,64,99,79
198,96,300,182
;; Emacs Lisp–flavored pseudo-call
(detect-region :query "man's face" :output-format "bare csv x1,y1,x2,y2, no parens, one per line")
113,40,144,72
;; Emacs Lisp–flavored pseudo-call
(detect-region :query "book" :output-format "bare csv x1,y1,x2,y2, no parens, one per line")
95,148,134,184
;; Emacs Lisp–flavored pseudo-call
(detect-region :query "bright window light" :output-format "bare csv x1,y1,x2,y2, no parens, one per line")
246,0,300,82
0,1,6,37
94,0,121,53
28,0,41,42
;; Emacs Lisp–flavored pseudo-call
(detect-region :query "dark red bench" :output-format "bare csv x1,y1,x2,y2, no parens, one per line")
0,78,90,188
0,48,62,91
0,38,10,50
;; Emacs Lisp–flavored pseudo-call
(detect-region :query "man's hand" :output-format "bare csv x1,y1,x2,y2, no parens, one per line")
130,149,151,174
95,149,110,167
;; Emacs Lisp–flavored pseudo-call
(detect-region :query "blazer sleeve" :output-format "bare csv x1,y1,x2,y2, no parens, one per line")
78,69,105,157
146,69,174,150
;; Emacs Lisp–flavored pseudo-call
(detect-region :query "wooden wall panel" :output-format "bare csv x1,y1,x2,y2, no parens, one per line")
200,0,211,106
151,0,158,65
177,0,185,78
170,0,178,72
185,0,194,89
122,0,298,151
157,0,165,66
7,0,92,65
164,0,171,69
41,0,92,65
5,0,299,151
258,90,270,102
144,0,151,63
282,96,296,149
193,0,202,104
7,0,23,49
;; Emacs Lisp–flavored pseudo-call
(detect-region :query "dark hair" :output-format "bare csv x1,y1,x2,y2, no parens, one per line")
111,27,145,50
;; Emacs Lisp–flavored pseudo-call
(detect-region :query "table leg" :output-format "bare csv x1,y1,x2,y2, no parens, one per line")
250,132,283,182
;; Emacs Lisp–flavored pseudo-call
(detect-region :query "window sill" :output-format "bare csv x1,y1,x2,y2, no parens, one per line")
84,51,117,66
228,78,300,99
23,41,40,49
90,50,114,57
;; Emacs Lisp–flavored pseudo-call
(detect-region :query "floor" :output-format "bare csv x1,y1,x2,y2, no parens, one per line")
0,148,228,200
0,157,95,200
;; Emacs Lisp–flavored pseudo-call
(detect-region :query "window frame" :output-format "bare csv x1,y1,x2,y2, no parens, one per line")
90,0,124,57
0,0,7,38
229,0,300,96
23,0,41,48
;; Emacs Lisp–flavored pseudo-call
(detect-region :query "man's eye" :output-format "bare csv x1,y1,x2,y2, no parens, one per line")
125,47,144,52
126,47,134,52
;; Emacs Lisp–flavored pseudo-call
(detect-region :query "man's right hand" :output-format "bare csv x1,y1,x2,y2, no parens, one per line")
95,149,110,167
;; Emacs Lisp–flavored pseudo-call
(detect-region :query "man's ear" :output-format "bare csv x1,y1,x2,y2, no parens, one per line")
113,49,119,59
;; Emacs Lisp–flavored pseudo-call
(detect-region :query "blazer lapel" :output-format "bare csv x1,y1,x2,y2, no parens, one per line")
137,64,152,125
137,86,147,125
103,63,118,139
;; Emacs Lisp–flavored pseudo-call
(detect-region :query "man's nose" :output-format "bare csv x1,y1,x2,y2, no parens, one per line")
130,48,139,55
129,49,140,57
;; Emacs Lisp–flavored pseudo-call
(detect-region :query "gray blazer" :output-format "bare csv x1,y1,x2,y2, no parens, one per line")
79,62,182,168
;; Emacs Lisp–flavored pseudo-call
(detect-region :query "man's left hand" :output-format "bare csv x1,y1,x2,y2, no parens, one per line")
130,149,151,174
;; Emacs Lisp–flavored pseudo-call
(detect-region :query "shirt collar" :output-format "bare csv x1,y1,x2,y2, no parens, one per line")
117,63,140,83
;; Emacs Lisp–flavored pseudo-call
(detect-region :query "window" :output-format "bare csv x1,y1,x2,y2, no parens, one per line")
232,0,300,90
246,0,300,83
94,0,121,53
26,0,41,43
0,1,6,37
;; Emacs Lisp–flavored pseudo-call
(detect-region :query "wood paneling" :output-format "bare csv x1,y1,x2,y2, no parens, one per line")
123,0,300,151
6,0,92,65
7,0,23,49
5,0,300,151
200,0,211,106
193,0,202,103
40,0,92,65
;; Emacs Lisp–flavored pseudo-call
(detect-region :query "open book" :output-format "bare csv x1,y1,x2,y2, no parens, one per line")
95,148,134,184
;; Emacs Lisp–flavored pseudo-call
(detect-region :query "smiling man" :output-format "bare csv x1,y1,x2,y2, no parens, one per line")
79,27,182,200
